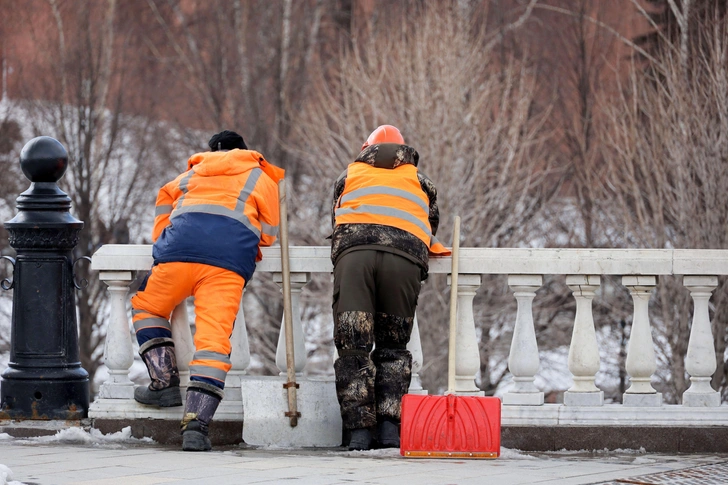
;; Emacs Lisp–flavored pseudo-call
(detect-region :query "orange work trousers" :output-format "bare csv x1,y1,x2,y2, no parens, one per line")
131,262,245,387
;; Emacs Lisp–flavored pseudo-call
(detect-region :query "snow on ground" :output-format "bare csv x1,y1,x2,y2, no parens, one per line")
4,426,154,448
35,426,154,446
0,463,25,485
552,447,646,455
499,447,539,460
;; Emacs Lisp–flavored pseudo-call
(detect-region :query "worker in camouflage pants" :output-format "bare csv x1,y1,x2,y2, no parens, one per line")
330,125,450,450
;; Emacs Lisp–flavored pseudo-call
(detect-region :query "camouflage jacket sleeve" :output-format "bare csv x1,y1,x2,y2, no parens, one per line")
418,172,440,236
331,170,348,229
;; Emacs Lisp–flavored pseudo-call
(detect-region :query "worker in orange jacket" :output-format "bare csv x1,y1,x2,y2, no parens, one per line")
130,130,283,452
331,125,450,450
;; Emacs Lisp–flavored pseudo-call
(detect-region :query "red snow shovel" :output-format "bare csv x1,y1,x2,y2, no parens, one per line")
400,216,501,458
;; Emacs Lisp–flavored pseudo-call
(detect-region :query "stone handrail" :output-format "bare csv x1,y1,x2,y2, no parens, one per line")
89,245,728,427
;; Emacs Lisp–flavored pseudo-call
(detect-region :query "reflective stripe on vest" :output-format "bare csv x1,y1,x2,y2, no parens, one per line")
169,168,263,238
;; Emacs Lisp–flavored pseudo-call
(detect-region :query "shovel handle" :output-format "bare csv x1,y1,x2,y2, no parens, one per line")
279,179,299,427
447,216,461,395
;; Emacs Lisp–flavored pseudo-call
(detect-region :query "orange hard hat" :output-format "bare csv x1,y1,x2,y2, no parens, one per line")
361,125,405,150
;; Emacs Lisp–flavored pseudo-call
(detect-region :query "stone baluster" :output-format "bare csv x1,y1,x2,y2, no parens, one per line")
97,271,135,399
564,275,603,406
682,276,720,407
225,293,251,401
447,273,484,396
504,275,544,405
170,301,194,389
407,313,427,395
230,292,251,373
274,272,311,375
622,276,662,406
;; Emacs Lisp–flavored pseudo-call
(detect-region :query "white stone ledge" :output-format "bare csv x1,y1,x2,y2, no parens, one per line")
89,397,243,421
502,403,728,426
93,244,728,276
673,249,728,275
92,244,155,271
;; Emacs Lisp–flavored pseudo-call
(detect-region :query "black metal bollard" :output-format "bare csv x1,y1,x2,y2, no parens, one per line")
0,136,89,420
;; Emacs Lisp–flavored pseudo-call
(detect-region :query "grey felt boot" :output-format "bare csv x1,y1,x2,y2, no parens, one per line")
134,338,182,407
348,428,373,451
377,419,400,448
181,382,224,452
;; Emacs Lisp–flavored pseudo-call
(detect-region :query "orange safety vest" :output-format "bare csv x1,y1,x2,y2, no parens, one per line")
335,162,451,256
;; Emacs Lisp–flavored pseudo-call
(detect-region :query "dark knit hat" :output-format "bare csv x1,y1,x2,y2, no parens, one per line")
208,130,247,151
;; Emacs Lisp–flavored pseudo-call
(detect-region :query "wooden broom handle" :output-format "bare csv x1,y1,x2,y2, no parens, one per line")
279,179,299,427
447,216,461,395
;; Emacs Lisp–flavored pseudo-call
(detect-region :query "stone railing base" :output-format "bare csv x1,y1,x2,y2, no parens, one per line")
241,376,342,448
88,393,243,422
503,425,728,453
91,418,243,447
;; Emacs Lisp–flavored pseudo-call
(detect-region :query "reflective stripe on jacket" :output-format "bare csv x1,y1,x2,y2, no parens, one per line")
152,149,283,281
335,162,451,256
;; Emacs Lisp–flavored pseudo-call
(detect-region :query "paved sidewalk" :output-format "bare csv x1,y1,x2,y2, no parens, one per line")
2,431,728,485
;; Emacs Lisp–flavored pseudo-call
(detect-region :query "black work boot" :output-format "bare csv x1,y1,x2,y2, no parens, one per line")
134,338,182,407
348,428,373,451
377,419,400,448
181,382,224,452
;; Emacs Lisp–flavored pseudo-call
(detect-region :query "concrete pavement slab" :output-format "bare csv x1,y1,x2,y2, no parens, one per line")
2,436,728,485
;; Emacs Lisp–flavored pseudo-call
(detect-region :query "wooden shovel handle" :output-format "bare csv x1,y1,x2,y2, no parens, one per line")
447,216,461,395
278,179,298,427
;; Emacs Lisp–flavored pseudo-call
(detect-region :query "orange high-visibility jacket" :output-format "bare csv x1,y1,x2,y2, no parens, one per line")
152,149,283,282
335,162,450,255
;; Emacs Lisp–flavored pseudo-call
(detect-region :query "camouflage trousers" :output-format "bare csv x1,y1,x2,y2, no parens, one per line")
332,249,422,430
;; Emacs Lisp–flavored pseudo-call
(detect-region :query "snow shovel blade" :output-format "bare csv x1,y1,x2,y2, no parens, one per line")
400,393,501,458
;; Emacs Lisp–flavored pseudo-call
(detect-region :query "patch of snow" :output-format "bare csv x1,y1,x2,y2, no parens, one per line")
552,447,646,455
0,463,26,485
336,448,401,458
610,447,646,454
499,447,538,460
0,464,11,483
253,444,298,451
29,426,154,446
0,434,11,440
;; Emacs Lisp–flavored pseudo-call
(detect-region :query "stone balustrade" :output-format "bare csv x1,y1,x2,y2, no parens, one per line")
89,245,728,430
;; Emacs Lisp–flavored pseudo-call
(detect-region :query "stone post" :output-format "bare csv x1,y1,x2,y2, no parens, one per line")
0,136,89,419
447,273,484,396
170,302,194,390
564,275,603,406
274,272,310,374
224,294,251,402
407,314,427,395
682,276,720,407
97,272,135,399
503,274,544,405
622,276,662,406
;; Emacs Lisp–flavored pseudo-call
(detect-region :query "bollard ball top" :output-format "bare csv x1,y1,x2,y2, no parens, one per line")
19,136,69,183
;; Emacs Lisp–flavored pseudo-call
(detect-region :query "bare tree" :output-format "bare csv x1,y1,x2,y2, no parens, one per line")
289,2,555,392
601,8,728,402
143,0,326,169
0,109,24,355
7,0,182,392
535,0,625,248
